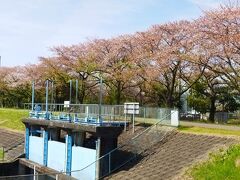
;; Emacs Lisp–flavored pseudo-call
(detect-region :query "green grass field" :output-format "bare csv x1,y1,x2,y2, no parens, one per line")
0,108,28,131
178,126,240,136
189,144,240,179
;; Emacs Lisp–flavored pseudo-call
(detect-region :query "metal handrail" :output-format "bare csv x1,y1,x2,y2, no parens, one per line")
76,111,175,179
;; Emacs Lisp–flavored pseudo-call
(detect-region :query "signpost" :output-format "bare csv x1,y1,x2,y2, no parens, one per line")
124,102,139,133
64,101,70,108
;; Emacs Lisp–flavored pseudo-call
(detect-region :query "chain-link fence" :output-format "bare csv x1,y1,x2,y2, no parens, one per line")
23,103,173,126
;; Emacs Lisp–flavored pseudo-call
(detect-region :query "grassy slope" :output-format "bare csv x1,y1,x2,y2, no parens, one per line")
178,126,240,136
0,148,3,159
0,108,28,131
190,144,240,179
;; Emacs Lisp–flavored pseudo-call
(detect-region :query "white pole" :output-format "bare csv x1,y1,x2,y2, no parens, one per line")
124,113,127,131
95,138,101,180
132,104,136,133
33,165,36,180
132,113,135,133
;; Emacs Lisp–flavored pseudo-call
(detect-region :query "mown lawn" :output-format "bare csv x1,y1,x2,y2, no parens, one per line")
189,144,240,179
0,108,28,131
178,126,240,136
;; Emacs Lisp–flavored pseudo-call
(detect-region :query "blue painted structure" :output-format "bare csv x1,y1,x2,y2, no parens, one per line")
24,80,124,179
66,135,72,175
43,130,48,166
29,136,44,165
25,127,30,159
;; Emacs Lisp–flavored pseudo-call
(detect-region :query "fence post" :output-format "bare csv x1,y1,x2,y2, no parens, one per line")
86,106,89,118
144,107,146,124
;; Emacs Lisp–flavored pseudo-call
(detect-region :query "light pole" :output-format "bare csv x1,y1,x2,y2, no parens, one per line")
69,80,72,104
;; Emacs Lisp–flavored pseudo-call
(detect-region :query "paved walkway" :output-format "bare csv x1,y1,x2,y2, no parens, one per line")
180,121,240,131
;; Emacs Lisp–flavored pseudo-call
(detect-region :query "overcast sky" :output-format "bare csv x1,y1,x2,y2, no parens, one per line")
0,0,227,67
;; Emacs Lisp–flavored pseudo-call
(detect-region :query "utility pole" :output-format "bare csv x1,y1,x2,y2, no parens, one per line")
0,56,1,67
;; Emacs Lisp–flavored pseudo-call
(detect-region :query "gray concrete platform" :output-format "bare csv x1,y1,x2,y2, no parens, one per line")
23,118,123,137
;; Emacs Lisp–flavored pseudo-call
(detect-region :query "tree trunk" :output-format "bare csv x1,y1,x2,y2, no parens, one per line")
166,95,174,108
79,90,85,104
209,96,216,123
116,81,121,105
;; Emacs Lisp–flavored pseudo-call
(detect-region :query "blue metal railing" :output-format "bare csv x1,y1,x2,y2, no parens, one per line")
25,103,173,128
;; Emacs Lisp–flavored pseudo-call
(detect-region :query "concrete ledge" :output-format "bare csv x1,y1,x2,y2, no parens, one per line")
22,118,123,137
19,158,76,180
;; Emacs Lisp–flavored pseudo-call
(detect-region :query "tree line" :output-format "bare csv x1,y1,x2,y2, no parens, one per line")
0,2,240,122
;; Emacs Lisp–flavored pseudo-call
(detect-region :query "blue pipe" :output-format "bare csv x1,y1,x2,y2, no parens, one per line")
66,134,72,175
43,130,48,166
25,127,30,159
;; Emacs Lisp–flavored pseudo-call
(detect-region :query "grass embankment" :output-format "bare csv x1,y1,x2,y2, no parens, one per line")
178,126,240,136
189,144,240,179
0,108,28,131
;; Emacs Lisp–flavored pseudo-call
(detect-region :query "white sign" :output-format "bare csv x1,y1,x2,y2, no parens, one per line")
124,102,139,114
64,101,70,108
